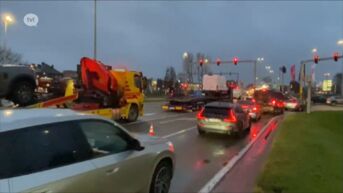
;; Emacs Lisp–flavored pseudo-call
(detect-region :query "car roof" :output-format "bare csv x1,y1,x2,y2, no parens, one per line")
0,109,101,133
205,101,236,108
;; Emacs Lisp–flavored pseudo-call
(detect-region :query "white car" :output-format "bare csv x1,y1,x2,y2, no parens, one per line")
0,109,175,193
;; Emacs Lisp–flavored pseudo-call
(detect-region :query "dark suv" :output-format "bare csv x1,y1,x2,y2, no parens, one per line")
0,64,36,106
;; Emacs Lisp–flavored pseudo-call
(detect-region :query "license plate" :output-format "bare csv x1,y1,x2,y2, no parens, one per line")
208,118,221,122
169,107,175,110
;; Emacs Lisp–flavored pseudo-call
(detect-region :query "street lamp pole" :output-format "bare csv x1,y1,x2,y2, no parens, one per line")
94,0,97,60
337,40,343,96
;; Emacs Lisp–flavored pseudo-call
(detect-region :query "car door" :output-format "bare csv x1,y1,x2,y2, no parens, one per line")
77,120,152,193
337,96,343,104
0,179,10,192
235,106,249,128
3,121,99,193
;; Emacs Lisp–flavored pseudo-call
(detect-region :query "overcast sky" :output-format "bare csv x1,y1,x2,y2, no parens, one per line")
0,1,342,83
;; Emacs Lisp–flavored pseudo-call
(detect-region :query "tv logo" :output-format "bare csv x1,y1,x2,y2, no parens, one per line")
24,13,39,27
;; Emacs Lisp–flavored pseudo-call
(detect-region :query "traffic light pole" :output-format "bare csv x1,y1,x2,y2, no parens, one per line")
203,59,258,84
299,54,343,113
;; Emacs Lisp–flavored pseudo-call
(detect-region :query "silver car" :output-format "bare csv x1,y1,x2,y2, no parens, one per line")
326,95,343,105
197,102,251,136
0,109,175,193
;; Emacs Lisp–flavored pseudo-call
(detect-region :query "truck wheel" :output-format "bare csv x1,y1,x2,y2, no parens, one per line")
11,81,35,106
198,128,205,135
127,104,139,122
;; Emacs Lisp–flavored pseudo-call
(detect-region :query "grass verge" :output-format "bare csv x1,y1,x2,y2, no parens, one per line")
255,111,343,193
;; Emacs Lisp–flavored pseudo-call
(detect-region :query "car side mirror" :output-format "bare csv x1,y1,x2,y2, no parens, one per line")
131,138,145,151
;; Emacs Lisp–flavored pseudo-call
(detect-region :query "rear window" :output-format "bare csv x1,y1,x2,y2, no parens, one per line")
203,106,230,119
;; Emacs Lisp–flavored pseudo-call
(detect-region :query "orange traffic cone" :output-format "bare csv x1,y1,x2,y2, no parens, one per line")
149,123,155,136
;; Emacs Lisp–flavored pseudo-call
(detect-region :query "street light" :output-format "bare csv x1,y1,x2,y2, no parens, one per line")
312,48,317,53
183,52,189,59
337,39,343,96
257,57,264,62
1,13,15,36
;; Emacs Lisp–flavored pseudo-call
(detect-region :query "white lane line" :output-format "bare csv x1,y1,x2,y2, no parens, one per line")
161,126,197,139
198,116,281,193
159,118,196,124
143,113,156,117
124,114,186,126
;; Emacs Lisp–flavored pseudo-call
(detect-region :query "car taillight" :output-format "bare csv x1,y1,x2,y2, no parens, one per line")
197,108,205,120
241,105,248,109
252,107,258,112
272,99,276,105
224,109,237,123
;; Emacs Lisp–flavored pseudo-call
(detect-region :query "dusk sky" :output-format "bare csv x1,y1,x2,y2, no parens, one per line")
0,1,342,84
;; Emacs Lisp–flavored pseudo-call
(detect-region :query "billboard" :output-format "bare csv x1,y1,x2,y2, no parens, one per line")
322,80,332,92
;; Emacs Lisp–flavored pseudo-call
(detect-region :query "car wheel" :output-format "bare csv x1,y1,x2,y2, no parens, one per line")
331,101,337,106
11,81,35,106
150,161,173,193
235,121,244,138
127,104,139,122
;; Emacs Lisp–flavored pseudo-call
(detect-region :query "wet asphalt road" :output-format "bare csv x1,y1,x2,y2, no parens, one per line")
121,101,274,193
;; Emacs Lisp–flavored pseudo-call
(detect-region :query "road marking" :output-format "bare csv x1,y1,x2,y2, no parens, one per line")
124,114,190,126
159,118,196,124
143,113,156,117
198,116,282,193
161,126,196,139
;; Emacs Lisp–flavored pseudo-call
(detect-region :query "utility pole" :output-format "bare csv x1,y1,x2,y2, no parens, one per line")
254,60,257,85
306,75,312,114
94,0,97,60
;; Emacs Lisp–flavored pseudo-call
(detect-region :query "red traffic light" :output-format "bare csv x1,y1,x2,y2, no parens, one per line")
333,52,339,62
199,59,204,66
233,57,239,65
216,58,221,66
313,54,319,64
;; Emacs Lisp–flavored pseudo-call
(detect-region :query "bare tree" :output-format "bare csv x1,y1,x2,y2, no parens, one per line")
164,66,177,90
0,46,22,64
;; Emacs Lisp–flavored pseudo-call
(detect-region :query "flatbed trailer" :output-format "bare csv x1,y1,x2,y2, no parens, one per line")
162,95,230,112
25,80,124,120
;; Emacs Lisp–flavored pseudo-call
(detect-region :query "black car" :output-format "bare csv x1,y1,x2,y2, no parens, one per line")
311,95,329,104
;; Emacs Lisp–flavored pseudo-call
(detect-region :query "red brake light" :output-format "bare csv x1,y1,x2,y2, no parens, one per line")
272,100,276,105
253,107,258,112
241,105,248,109
224,109,237,123
197,108,205,120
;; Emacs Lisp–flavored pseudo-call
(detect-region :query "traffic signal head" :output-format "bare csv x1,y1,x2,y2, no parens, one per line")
233,57,239,65
333,52,339,62
281,66,287,74
313,54,319,64
216,58,221,66
199,59,204,66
